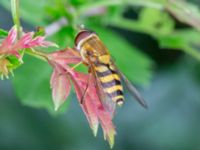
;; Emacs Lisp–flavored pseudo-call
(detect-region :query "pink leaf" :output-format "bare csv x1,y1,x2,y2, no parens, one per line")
26,36,58,48
98,108,116,148
48,48,81,65
0,26,57,58
68,70,116,146
0,26,17,49
72,72,99,136
50,63,71,111
15,32,34,49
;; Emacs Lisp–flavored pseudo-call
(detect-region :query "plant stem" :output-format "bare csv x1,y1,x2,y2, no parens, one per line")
11,0,21,39
25,49,49,62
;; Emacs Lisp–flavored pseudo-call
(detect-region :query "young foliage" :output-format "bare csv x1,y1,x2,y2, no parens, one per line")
0,26,55,78
48,48,116,147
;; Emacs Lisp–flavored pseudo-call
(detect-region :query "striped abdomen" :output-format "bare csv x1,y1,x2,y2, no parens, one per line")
94,63,124,106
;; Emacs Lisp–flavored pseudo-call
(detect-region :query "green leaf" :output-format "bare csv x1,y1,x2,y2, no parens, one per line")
159,29,200,61
0,28,8,38
0,0,50,26
138,8,175,36
49,26,75,49
107,8,175,38
7,55,22,70
87,26,153,85
11,55,70,114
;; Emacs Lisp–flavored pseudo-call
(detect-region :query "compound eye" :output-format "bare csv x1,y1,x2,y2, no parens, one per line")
75,30,94,46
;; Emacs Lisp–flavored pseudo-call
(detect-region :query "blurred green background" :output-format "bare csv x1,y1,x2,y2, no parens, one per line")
1,0,200,149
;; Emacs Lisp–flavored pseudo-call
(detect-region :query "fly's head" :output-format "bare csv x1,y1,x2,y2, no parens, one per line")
75,30,98,64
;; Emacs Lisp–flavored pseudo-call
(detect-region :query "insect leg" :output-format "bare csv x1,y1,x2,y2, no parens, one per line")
71,61,83,70
80,72,92,104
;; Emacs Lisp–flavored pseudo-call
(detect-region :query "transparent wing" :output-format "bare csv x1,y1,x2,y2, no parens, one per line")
111,61,148,109
89,63,116,116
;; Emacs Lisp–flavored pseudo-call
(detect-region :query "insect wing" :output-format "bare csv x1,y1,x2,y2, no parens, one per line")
89,63,116,116
120,72,148,108
111,61,148,108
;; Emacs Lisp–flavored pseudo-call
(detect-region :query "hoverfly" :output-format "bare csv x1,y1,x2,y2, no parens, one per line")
74,30,147,113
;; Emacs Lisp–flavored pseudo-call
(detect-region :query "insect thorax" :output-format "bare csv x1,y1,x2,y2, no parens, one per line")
78,34,109,62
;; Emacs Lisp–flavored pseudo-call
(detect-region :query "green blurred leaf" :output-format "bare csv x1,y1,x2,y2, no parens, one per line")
127,0,200,33
11,55,70,114
7,55,22,70
87,26,153,85
107,8,175,38
69,0,92,6
104,5,200,62
0,0,50,26
46,0,74,23
159,29,200,61
49,26,75,49
138,8,174,36
0,28,8,38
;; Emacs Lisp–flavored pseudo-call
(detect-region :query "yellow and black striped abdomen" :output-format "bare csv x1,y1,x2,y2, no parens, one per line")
94,63,124,106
